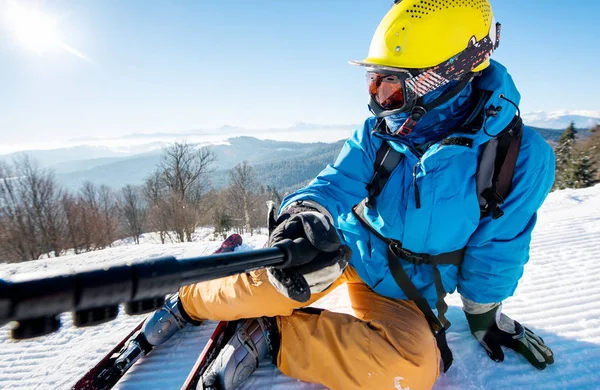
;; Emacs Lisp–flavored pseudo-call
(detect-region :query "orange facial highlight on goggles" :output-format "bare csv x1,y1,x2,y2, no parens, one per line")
366,72,406,111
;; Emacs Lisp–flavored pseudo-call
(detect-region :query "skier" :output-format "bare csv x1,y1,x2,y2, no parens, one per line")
126,1,555,389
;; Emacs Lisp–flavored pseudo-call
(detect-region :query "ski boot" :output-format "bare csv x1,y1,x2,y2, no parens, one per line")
200,317,280,390
113,292,194,373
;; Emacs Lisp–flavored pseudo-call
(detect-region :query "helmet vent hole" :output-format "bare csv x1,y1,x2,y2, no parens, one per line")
409,0,491,24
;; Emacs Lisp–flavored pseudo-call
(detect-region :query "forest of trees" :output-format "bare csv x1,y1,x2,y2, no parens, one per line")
0,142,282,263
1,122,598,264
553,123,599,190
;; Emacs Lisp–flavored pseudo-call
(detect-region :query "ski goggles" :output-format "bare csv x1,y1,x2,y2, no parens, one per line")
366,70,415,113
357,19,502,116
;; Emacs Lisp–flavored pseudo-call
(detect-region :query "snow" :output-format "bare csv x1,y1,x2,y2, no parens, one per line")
1,185,600,389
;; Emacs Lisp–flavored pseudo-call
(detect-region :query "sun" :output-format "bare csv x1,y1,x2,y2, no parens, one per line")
3,0,91,62
4,1,61,53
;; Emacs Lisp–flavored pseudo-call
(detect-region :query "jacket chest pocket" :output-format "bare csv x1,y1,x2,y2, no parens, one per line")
427,147,479,203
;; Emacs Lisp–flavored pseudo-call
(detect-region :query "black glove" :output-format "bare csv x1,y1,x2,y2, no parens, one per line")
266,202,351,303
465,304,554,370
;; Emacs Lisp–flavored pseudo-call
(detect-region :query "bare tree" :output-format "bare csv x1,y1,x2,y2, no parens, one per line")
0,157,65,261
16,156,65,257
78,181,102,251
98,185,120,247
143,170,170,244
0,142,218,260
159,142,215,201
61,193,83,254
143,142,216,243
120,185,147,244
227,161,258,234
0,216,10,262
0,161,32,261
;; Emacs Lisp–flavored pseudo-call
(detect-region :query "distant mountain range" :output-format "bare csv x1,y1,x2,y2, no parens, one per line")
3,110,598,159
63,123,358,154
46,137,345,194
522,110,600,130
15,137,345,193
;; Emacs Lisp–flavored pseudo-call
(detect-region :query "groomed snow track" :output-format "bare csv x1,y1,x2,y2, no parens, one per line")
1,186,600,389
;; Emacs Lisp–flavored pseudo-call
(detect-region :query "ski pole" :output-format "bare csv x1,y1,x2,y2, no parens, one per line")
0,238,315,339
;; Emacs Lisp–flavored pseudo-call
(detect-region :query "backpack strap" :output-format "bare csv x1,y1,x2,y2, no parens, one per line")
352,200,461,372
386,246,454,372
477,116,523,219
365,140,404,209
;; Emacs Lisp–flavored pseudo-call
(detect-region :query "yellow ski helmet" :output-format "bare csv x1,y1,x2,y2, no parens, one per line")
351,0,501,127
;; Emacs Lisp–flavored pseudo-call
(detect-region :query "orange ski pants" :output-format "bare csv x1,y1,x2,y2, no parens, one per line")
179,266,440,390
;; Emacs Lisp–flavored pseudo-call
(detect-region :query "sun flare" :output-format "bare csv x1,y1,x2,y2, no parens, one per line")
5,1,61,53
3,0,91,62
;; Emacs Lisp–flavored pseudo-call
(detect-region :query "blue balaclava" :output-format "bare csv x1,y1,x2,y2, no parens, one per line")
384,81,474,147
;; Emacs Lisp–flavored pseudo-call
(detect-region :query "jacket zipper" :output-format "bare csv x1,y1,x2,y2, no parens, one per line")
405,142,424,210
413,161,422,209
378,134,424,210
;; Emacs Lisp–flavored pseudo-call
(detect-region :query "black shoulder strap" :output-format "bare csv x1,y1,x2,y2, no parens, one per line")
386,247,454,371
366,140,404,208
495,117,523,202
477,116,523,219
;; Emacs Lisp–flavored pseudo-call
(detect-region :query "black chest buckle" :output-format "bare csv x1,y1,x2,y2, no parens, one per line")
389,242,430,265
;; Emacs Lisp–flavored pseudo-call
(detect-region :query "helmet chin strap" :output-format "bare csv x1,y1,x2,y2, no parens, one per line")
394,75,475,136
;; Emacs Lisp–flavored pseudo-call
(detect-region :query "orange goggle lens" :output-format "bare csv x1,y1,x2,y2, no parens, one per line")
366,72,406,111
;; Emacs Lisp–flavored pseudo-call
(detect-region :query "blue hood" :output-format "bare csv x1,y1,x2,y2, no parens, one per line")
471,60,521,143
384,60,521,147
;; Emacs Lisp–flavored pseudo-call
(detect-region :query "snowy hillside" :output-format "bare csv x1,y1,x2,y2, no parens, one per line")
522,110,600,130
1,186,600,389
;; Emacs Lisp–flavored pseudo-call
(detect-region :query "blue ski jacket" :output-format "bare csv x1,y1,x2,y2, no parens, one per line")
281,61,555,306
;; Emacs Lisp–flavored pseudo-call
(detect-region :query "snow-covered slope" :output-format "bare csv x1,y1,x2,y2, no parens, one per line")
1,186,600,389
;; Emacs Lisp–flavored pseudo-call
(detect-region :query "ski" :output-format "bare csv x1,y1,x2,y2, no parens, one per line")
212,233,244,254
181,232,262,389
71,320,145,390
71,234,244,390
180,320,240,390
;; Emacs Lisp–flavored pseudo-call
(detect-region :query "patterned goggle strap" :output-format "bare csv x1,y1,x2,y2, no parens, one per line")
405,18,501,99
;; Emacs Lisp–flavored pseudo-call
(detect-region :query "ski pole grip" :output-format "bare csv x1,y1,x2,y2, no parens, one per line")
273,238,319,269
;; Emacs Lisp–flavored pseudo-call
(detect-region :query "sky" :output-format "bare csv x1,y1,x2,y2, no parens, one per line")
0,0,599,151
